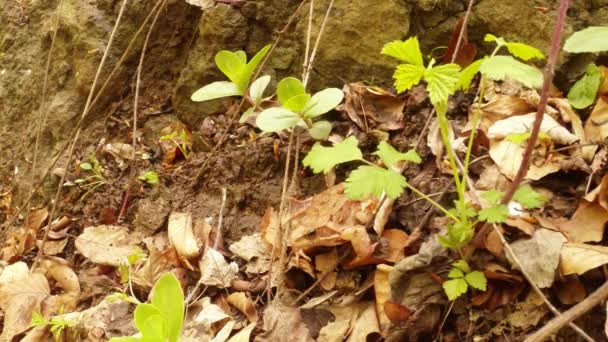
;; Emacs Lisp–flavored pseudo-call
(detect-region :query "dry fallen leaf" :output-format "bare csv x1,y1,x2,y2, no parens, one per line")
558,200,608,243
227,323,255,342
555,276,586,305
75,225,140,266
374,264,393,333
561,242,608,275
227,292,258,323
0,207,48,262
199,248,239,288
506,291,549,329
342,82,405,131
346,302,381,342
255,305,314,342
133,233,181,289
168,212,201,258
229,233,272,274
508,228,565,288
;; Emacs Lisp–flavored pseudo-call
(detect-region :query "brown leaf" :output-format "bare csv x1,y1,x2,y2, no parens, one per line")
555,276,586,305
75,225,140,266
584,95,608,149
168,212,201,259
561,242,608,275
132,233,181,289
508,229,565,288
440,17,477,67
229,233,272,274
199,248,238,288
383,301,411,323
346,302,380,342
315,249,338,291
342,83,405,131
379,229,409,263
374,264,393,332
559,200,608,243
227,292,258,323
255,305,314,342
506,291,549,329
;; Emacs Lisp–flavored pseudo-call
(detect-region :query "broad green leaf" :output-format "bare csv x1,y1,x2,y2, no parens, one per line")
249,75,271,104
80,163,93,170
424,63,461,109
505,42,545,61
151,273,184,342
443,278,468,300
235,51,247,64
373,141,421,169
138,171,159,185
140,314,166,342
284,93,311,112
457,58,483,90
302,136,362,174
239,107,256,124
256,107,302,132
134,304,162,335
568,64,601,109
513,184,547,209
215,51,245,86
447,267,464,279
237,44,272,91
479,204,509,223
452,259,471,273
464,271,487,291
345,166,407,199
564,26,608,53
191,81,242,102
308,120,332,140
393,64,425,93
484,33,498,42
480,55,543,88
302,88,344,118
109,338,141,342
481,189,504,205
277,77,306,105
381,37,424,66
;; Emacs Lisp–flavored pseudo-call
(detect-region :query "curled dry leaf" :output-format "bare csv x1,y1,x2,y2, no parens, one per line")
471,263,524,310
183,297,232,341
40,257,81,313
133,233,181,289
561,242,608,275
227,323,255,342
342,82,406,131
374,264,393,333
505,291,548,329
346,302,381,342
0,262,50,341
199,248,239,288
228,233,272,274
488,112,579,144
558,200,608,243
471,94,532,134
507,228,565,288
75,225,140,266
255,305,314,342
227,292,258,323
0,207,48,262
168,212,201,258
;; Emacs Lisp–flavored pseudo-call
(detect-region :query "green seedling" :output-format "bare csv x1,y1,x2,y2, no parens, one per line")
138,171,159,185
76,152,107,201
31,310,74,341
256,77,344,140
443,260,487,301
159,129,190,159
118,248,147,284
110,272,185,342
191,45,272,123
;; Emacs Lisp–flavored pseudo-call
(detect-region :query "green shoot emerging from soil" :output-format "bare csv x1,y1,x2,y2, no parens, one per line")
138,170,159,185
159,129,191,159
31,311,74,342
77,152,107,201
110,272,184,342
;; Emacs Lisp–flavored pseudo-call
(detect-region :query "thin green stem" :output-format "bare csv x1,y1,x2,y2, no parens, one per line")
405,181,458,221
437,110,463,200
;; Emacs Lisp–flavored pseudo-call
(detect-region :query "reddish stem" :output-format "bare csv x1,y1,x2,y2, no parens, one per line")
500,0,570,205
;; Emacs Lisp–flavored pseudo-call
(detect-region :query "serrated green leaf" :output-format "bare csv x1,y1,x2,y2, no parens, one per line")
443,278,468,301
513,184,547,209
151,273,184,342
381,37,424,66
215,51,245,86
256,107,302,132
30,311,46,327
302,136,362,174
480,56,543,88
465,271,487,291
373,141,421,169
283,93,311,112
308,120,332,140
277,77,307,105
302,88,344,118
457,58,484,90
249,75,271,104
484,33,498,42
568,64,601,109
239,107,256,124
393,64,425,93
238,44,271,91
191,81,242,102
452,259,471,273
564,26,608,53
424,63,461,109
481,189,504,205
345,166,407,200
454,200,477,218
505,42,545,61
448,267,465,279
479,204,509,223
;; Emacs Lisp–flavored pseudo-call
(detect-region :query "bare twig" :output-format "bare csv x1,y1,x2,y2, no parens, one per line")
302,0,314,81
302,0,334,86
33,0,130,270
525,281,608,342
500,0,569,205
133,0,165,159
213,187,228,249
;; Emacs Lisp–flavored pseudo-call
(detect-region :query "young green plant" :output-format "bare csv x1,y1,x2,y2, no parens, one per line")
30,310,74,341
159,129,191,159
77,152,108,201
110,272,184,342
138,171,159,185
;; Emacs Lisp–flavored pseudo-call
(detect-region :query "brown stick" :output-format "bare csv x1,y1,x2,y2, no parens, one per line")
525,281,608,342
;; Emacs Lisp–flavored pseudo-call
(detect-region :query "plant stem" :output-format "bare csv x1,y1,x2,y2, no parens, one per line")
405,181,458,221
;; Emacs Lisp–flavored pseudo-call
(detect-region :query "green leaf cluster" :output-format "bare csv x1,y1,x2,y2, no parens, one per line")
110,273,185,342
443,260,487,301
31,311,74,341
138,171,159,185
191,45,271,102
302,137,421,200
382,37,461,114
256,77,344,140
